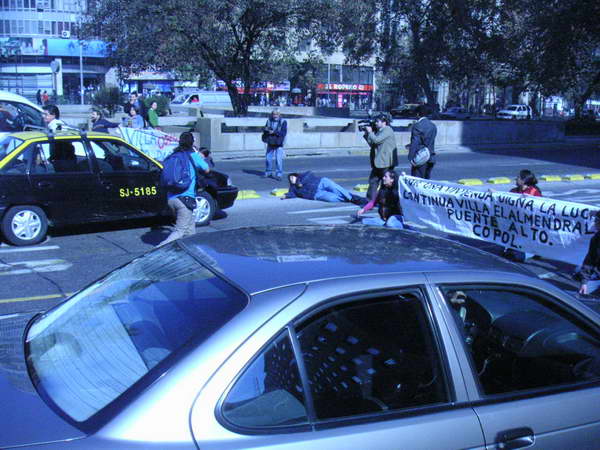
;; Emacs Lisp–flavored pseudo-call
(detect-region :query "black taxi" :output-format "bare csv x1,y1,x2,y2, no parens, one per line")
0,130,238,245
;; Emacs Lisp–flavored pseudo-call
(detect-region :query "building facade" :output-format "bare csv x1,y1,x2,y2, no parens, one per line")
0,0,109,102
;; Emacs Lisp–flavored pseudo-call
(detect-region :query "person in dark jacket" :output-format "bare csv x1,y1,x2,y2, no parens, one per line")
262,109,287,181
282,171,362,204
579,211,600,295
408,104,437,179
90,109,119,133
356,169,404,228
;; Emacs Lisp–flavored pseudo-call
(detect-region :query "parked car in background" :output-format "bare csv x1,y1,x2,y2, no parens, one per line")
496,104,533,120
390,103,421,118
0,90,45,138
440,106,471,120
2,225,600,449
0,130,238,245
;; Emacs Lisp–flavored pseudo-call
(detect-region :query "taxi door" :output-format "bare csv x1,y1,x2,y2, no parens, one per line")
28,140,102,224
87,139,164,219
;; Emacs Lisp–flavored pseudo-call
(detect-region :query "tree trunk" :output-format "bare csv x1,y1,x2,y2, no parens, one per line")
225,82,248,116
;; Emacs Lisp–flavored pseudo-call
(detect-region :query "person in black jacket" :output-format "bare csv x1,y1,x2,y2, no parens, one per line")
408,104,437,179
579,211,600,295
282,171,363,204
90,109,119,133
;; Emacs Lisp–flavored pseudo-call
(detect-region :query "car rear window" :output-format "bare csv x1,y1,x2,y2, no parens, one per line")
25,244,248,423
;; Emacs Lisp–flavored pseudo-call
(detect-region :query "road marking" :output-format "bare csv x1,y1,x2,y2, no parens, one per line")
0,259,72,276
0,245,59,254
0,292,71,304
307,216,353,224
288,205,356,214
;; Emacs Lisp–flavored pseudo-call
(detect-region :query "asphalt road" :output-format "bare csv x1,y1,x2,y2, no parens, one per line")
1,145,599,315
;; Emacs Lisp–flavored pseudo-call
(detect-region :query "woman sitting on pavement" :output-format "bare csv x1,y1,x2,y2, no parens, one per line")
282,171,364,204
578,211,600,296
356,169,404,228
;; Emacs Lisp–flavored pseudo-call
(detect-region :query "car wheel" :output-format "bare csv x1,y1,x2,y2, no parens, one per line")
2,205,48,246
193,191,216,226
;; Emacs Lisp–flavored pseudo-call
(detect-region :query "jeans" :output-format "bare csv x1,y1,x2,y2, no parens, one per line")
157,197,195,246
265,146,284,177
314,178,353,202
361,215,405,229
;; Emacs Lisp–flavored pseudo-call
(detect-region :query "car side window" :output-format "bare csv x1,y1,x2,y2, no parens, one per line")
91,140,156,173
222,330,309,429
29,143,55,174
40,140,91,173
440,285,600,396
296,291,449,421
0,144,33,174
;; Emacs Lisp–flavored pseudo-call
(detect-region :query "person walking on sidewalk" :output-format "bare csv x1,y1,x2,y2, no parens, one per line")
262,109,287,181
408,104,437,179
157,132,210,247
282,171,364,204
364,113,397,202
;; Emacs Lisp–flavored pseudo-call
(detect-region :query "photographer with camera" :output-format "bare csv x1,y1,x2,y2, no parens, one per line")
363,113,397,202
262,109,287,181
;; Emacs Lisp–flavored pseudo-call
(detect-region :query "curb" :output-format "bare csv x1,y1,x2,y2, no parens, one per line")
236,172,600,200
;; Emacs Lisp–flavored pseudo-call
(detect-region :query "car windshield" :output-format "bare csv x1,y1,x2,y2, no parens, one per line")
172,95,187,104
507,106,518,111
0,135,24,159
25,244,248,423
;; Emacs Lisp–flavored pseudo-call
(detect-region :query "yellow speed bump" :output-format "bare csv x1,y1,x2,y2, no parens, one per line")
562,174,585,181
237,190,261,200
354,184,369,192
271,188,288,197
540,175,562,182
458,178,483,186
488,177,511,184
586,173,600,180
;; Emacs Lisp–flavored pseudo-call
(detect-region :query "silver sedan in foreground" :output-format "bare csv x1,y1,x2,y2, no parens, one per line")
2,225,600,449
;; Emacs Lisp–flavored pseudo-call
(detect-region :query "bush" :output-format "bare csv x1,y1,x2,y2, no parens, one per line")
92,86,123,117
565,118,600,135
144,95,171,116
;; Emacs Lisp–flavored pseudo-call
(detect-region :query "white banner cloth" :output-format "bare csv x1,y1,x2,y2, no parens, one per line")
119,127,178,161
398,175,597,265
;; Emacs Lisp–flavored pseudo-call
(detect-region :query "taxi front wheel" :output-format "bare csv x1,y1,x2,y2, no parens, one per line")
2,205,48,246
193,192,216,227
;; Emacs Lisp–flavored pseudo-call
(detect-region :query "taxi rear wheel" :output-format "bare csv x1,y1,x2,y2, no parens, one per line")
193,192,216,227
2,205,48,246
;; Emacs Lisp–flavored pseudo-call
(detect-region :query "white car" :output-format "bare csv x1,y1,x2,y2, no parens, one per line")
496,104,533,120
0,90,45,139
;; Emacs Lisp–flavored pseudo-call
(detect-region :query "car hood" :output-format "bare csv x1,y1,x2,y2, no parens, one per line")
0,312,84,448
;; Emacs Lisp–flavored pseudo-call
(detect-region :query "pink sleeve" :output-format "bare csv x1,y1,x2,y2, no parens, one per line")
362,198,376,212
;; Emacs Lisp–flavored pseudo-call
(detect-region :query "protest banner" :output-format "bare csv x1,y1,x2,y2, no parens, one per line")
119,127,178,161
398,175,597,265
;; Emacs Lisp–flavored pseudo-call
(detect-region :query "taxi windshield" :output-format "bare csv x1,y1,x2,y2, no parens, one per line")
24,244,248,424
0,136,24,159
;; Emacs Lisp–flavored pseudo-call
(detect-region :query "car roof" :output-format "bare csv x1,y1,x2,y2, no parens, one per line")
183,225,533,294
0,90,42,111
5,130,121,142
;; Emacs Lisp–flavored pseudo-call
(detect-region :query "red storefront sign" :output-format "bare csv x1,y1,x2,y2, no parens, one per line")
316,83,374,91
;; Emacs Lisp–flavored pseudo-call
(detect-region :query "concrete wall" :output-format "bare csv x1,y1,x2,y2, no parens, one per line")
192,118,565,153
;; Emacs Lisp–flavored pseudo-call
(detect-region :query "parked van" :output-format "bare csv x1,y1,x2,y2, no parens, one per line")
171,90,232,108
0,90,45,138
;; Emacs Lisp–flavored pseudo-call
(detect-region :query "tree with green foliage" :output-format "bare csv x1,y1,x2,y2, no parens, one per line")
82,0,339,116
92,86,123,116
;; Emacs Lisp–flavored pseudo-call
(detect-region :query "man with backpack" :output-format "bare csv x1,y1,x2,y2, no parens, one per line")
157,132,209,246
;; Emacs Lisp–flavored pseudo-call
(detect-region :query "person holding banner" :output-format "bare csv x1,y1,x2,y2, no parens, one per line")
408,104,437,179
510,169,542,197
578,211,600,296
356,169,404,228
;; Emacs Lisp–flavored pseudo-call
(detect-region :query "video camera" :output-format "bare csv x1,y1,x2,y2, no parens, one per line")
357,118,376,133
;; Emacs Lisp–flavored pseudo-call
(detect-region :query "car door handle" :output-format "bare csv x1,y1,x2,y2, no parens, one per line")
37,181,54,189
497,427,535,449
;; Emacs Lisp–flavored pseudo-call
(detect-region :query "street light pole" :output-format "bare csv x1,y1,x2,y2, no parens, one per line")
79,41,84,105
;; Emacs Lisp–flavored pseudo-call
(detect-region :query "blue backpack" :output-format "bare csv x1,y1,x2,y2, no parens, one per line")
160,150,193,193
